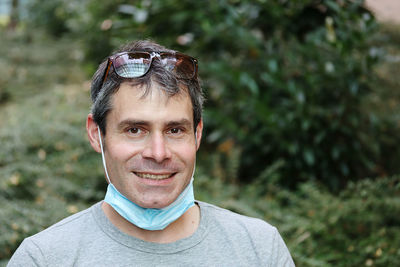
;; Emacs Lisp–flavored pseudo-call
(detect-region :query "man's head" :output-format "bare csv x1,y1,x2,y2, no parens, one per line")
90,40,204,135
86,40,204,209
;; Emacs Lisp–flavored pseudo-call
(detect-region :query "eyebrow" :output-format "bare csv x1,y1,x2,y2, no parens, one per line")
117,119,148,131
166,119,192,129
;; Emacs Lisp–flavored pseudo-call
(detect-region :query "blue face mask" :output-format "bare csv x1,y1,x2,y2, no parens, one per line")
98,127,195,231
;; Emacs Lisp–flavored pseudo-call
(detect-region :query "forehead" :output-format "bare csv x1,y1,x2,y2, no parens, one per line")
109,82,193,124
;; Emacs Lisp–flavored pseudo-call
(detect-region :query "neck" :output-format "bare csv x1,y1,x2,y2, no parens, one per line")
102,201,200,243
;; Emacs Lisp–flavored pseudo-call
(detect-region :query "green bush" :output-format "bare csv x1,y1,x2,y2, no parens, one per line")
26,0,74,37
284,177,400,266
25,0,400,190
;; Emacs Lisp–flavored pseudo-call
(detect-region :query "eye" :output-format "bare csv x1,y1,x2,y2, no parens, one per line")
128,128,142,134
167,127,186,137
170,128,181,134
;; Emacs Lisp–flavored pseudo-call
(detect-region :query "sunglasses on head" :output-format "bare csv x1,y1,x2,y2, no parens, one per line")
100,51,198,88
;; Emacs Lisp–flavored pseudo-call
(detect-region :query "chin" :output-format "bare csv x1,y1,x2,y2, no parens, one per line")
141,196,176,209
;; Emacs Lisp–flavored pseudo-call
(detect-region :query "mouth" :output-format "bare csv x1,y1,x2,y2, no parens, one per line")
134,172,176,180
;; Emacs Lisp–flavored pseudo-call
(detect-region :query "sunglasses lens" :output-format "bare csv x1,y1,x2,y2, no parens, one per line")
160,54,196,79
113,52,151,78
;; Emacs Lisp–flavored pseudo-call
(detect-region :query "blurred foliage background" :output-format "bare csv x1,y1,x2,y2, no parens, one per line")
1,0,400,266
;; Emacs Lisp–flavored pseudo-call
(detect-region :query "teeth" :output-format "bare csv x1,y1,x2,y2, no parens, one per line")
135,173,172,180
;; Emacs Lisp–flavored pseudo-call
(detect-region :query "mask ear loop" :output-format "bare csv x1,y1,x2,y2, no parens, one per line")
191,130,197,179
98,127,112,184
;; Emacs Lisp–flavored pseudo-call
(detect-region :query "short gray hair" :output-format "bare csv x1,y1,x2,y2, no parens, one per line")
90,40,204,135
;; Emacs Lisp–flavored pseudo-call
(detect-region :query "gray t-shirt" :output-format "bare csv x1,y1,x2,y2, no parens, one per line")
8,201,295,266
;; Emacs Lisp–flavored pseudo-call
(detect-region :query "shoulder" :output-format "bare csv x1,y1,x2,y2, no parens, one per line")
8,202,101,265
29,203,97,243
197,201,295,266
198,200,276,235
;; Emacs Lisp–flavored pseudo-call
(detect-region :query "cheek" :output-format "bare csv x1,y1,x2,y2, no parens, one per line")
107,141,142,162
172,143,197,162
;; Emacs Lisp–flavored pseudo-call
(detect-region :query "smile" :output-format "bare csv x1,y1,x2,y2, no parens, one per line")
134,172,175,180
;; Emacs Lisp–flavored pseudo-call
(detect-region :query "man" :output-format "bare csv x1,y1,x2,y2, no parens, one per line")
8,40,295,266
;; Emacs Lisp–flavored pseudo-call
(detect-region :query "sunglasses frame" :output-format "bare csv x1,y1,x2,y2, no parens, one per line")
100,51,198,88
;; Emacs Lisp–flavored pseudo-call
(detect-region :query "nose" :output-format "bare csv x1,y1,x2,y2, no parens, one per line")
141,132,172,163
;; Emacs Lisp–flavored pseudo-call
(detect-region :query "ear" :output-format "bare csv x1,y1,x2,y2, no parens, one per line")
86,114,102,153
195,119,203,151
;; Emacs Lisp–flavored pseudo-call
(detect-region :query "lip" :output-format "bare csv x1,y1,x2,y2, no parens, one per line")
132,171,177,186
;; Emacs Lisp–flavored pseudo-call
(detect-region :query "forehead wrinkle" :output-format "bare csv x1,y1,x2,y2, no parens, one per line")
109,82,194,126
111,79,189,105
139,83,191,112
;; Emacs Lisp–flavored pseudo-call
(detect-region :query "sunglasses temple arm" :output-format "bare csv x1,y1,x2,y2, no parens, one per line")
100,59,112,89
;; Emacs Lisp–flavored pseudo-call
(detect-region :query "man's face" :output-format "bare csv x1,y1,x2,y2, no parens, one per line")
98,82,202,209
